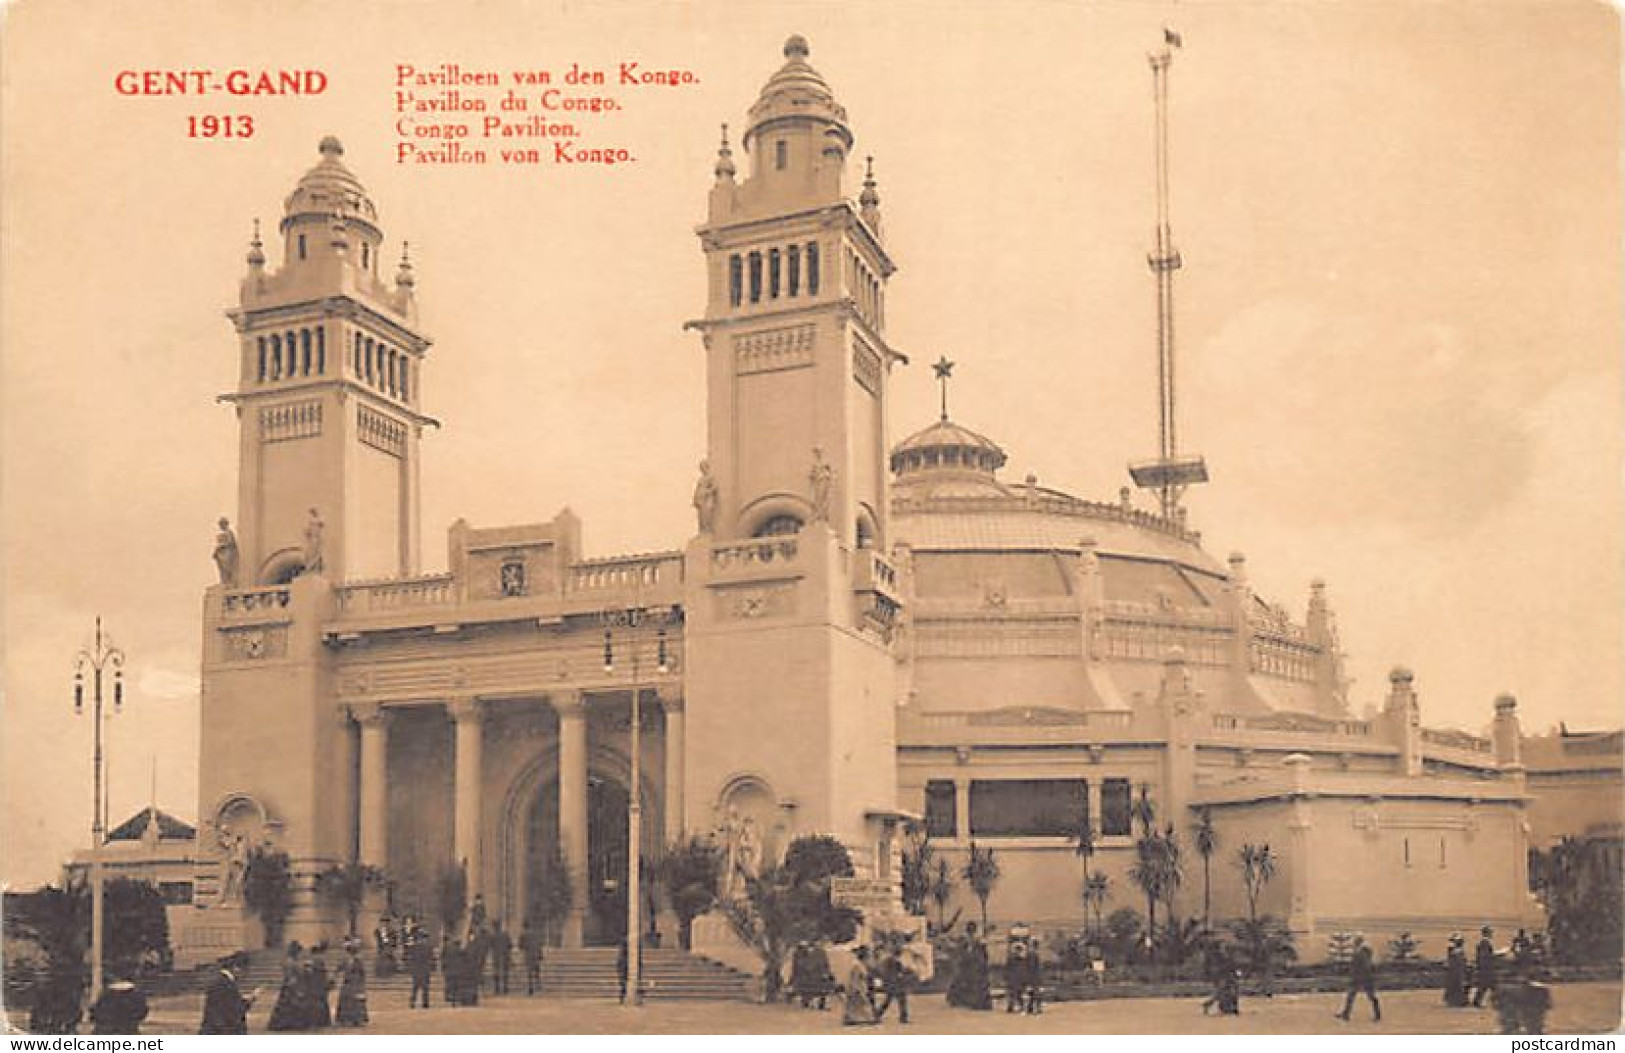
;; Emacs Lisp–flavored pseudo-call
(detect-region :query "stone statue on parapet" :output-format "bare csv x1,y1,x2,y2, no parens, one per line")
737,816,762,881
719,807,744,900
301,507,325,575
217,830,249,904
692,459,719,534
809,446,833,523
213,517,240,586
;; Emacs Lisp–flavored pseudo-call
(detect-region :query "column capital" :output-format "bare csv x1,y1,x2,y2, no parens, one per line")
552,689,587,719
655,684,684,712
448,695,484,723
349,700,390,727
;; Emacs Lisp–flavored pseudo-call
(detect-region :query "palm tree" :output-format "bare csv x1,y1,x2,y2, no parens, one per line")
1083,872,1110,936
1130,783,1157,838
928,856,957,933
1073,803,1097,929
1238,842,1277,925
1127,786,1165,949
1193,808,1218,931
961,842,1000,930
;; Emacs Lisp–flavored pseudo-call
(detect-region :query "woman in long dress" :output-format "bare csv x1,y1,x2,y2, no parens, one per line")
267,943,310,1031
842,947,878,1026
1444,936,1469,1007
335,945,369,1027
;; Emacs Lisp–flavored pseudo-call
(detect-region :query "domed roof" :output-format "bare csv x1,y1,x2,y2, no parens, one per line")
281,136,380,236
890,416,1008,476
743,36,852,153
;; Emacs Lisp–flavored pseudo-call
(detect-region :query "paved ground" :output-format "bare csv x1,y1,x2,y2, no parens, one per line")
96,982,1621,1035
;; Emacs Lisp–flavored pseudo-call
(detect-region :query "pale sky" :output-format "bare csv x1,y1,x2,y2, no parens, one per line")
4,0,1621,888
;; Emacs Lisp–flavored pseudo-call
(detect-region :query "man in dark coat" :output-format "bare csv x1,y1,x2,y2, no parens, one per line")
1334,936,1380,1022
873,948,913,1024
89,979,149,1035
1444,934,1469,1007
407,929,435,1009
200,964,254,1034
491,921,513,995
1472,926,1499,1007
519,920,544,996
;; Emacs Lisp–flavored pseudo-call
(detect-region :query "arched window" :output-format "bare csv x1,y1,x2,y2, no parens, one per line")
775,140,788,170
769,248,781,299
364,338,375,384
855,514,876,550
316,327,326,374
353,332,363,377
806,242,820,295
728,254,743,308
298,234,307,261
788,245,801,297
269,335,282,380
361,243,370,270
399,358,410,401
748,251,762,304
256,337,267,382
754,514,803,537
300,330,312,375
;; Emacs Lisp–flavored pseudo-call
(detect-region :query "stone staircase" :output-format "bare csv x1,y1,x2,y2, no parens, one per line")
540,947,755,1002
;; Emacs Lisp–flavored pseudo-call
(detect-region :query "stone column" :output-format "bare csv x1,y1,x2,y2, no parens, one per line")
555,690,590,947
661,692,685,842
954,776,972,845
450,697,485,895
354,703,390,869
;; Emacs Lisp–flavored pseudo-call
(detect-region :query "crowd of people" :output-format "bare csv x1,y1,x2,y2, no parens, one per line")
263,939,369,1030
23,909,1567,1035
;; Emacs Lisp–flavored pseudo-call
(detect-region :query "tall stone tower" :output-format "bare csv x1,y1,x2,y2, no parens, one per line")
683,37,906,874
679,34,910,871
225,136,431,585
196,139,428,944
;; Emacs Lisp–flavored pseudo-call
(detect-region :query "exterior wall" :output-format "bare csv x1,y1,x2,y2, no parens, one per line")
197,574,347,945
1523,731,1624,848
1301,794,1538,955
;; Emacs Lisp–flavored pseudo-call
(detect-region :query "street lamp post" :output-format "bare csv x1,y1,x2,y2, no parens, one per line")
74,617,125,999
600,603,672,1007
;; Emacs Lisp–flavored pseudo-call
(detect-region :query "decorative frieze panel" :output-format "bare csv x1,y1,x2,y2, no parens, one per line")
852,335,882,396
261,399,322,443
220,625,289,661
1097,617,1229,665
713,581,797,621
735,324,815,375
916,617,1081,658
357,404,406,457
1249,633,1318,682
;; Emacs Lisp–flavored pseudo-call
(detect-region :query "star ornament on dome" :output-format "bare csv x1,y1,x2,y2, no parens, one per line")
932,355,955,421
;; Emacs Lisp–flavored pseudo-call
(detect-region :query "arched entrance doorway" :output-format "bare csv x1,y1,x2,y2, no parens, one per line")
521,773,634,945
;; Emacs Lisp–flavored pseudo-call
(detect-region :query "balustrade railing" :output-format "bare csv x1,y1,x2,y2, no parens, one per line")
569,553,681,592
711,537,799,571
334,574,455,614
892,491,1200,543
221,586,291,615
853,549,898,592
1210,712,1373,738
1421,727,1493,753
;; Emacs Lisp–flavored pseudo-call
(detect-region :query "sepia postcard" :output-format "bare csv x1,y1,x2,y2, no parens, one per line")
2,0,1620,1039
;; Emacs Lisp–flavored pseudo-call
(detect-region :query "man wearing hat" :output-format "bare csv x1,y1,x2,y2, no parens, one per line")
1472,926,1499,1007
1334,934,1380,1022
200,958,255,1034
89,977,149,1035
1444,933,1469,1007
